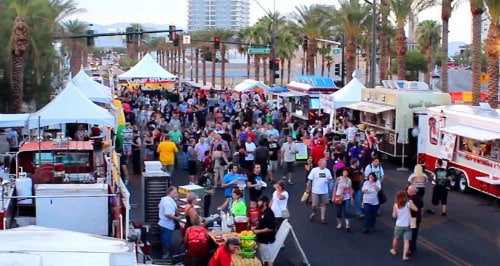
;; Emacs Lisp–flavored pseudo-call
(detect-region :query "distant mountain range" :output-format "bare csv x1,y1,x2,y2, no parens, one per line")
91,23,468,57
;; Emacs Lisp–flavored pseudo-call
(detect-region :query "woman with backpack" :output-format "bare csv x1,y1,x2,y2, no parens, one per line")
184,215,208,266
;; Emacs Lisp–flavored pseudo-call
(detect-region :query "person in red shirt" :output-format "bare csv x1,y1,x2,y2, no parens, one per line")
247,200,262,228
310,139,326,167
209,237,241,266
184,216,209,266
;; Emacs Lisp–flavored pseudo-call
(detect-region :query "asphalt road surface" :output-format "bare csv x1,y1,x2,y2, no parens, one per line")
128,157,499,266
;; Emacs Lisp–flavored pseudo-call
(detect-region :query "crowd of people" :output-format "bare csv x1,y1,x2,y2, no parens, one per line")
112,86,450,265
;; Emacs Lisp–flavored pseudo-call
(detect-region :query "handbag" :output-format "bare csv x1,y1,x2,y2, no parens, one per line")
333,195,343,205
282,209,290,219
301,191,310,202
378,189,387,205
410,217,417,229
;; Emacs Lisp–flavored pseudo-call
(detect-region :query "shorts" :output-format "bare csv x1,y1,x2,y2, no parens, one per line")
394,226,412,241
311,193,328,206
269,160,278,171
188,161,197,175
259,243,273,262
123,144,132,155
283,162,295,175
160,226,174,248
432,186,448,205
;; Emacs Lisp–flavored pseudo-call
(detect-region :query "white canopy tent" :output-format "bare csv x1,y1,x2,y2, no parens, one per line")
234,79,270,92
72,69,112,104
27,82,115,129
0,226,136,266
118,53,176,79
0,113,29,128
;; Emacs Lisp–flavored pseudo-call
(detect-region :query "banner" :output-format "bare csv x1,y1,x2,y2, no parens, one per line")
320,94,335,113
439,133,456,160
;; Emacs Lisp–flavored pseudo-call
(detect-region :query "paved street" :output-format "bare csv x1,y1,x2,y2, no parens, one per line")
128,157,500,266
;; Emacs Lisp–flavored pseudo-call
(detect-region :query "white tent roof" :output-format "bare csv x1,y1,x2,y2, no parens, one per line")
118,53,176,79
0,113,29,128
28,82,115,129
0,226,135,266
72,69,112,104
331,77,365,108
234,79,270,92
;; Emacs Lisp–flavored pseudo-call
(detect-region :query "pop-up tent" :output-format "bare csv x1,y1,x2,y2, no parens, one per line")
27,81,115,129
234,79,270,92
0,226,135,266
0,113,29,128
118,54,176,91
72,69,112,104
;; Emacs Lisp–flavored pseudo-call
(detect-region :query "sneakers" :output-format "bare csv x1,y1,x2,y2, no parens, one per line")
282,176,287,180
427,209,436,215
161,253,171,260
288,179,294,185
442,212,447,217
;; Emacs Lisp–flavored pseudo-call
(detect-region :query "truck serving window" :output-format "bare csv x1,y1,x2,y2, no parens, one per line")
459,137,499,162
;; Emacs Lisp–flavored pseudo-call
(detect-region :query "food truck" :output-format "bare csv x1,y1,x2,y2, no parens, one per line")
345,81,451,159
287,77,338,125
417,105,500,198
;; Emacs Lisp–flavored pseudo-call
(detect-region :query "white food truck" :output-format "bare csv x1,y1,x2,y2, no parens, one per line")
417,105,500,198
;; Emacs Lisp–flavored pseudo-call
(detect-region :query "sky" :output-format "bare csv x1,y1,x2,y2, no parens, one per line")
70,0,473,43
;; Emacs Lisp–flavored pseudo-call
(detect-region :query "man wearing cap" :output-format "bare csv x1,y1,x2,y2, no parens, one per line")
253,195,276,266
209,237,241,266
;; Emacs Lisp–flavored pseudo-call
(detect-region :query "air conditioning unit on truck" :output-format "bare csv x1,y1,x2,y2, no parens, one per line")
417,105,500,198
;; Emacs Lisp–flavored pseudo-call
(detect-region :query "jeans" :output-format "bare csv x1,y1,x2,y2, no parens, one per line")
182,152,188,169
160,226,173,249
353,190,362,215
328,182,334,200
336,199,351,219
363,203,379,229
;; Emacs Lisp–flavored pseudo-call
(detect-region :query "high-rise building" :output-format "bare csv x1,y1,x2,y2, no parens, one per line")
188,0,250,32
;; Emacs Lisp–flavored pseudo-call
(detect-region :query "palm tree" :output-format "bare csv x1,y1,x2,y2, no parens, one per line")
335,0,369,83
441,0,455,93
470,0,485,105
63,20,88,76
276,31,297,85
293,5,329,75
126,23,143,61
389,0,413,80
416,20,441,84
485,0,500,108
325,55,333,77
379,0,391,82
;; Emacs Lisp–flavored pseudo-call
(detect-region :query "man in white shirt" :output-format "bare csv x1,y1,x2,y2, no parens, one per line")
307,158,333,224
280,136,298,184
364,157,385,181
244,136,257,170
344,121,359,149
158,186,181,260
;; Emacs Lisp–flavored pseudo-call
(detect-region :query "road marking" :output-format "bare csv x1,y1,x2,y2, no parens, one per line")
379,216,472,266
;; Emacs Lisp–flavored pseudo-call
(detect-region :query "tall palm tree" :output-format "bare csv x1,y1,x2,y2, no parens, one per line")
276,31,297,85
335,0,369,83
62,20,88,76
126,23,143,61
293,5,329,75
389,0,413,80
416,20,441,84
379,0,391,82
470,0,485,105
485,0,500,108
441,0,455,93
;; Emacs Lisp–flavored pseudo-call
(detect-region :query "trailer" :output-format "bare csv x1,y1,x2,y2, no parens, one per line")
417,105,500,198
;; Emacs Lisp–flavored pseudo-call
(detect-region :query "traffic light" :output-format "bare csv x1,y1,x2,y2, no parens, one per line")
302,36,308,50
214,37,221,49
126,27,133,43
86,30,95,46
168,25,176,41
334,64,341,76
273,59,280,71
173,34,180,47
274,73,280,79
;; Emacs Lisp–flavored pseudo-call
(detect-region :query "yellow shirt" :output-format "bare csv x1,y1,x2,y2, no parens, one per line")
157,141,178,165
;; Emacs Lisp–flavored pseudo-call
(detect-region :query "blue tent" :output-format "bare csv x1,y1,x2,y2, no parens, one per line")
296,75,336,88
267,86,289,93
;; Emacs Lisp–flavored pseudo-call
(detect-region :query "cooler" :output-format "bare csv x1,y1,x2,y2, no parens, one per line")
178,184,205,198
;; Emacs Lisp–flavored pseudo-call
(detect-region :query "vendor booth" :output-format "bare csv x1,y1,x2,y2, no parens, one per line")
118,54,177,92
287,76,338,125
0,113,29,128
72,69,112,104
345,81,451,161
233,79,270,92
320,75,365,128
27,82,115,129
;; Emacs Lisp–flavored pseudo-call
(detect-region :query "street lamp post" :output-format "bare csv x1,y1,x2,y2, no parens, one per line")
365,0,377,88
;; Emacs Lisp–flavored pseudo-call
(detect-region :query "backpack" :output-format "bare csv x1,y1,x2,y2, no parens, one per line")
186,227,208,257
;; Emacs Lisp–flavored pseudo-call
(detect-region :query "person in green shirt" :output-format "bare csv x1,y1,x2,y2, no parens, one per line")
265,111,272,124
168,126,182,145
230,187,247,217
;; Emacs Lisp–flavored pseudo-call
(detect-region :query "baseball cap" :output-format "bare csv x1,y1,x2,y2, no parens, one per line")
227,237,241,246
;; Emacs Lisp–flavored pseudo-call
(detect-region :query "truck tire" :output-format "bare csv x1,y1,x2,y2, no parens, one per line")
458,172,469,193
